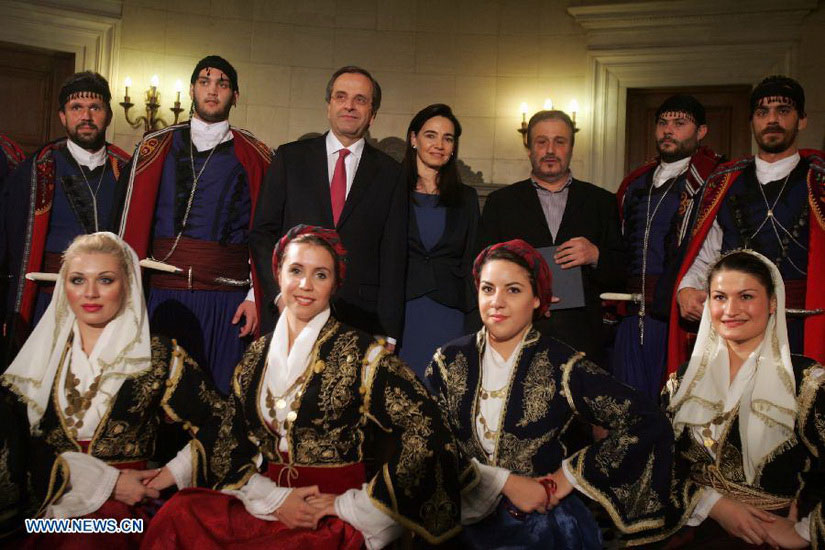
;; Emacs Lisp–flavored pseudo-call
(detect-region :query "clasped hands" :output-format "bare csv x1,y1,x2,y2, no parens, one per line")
501,468,573,515
709,497,808,549
273,485,339,530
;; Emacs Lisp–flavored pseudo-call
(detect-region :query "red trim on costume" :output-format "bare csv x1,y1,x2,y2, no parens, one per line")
119,124,271,336
666,149,825,376
16,141,130,332
0,133,25,171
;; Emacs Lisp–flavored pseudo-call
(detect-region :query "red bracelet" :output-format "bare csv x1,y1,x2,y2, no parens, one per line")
540,478,557,503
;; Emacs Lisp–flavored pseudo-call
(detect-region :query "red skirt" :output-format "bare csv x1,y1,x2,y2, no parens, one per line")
18,450,152,550
140,460,367,550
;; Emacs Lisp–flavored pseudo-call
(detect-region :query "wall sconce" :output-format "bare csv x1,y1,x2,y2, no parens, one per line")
119,75,186,132
517,102,529,147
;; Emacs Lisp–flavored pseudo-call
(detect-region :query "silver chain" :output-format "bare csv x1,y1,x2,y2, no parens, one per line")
72,155,107,233
751,172,807,275
152,126,229,263
639,176,678,345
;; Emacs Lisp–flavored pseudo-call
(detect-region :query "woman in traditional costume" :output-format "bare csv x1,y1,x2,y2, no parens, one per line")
0,232,222,548
426,239,674,548
141,224,468,550
657,249,824,549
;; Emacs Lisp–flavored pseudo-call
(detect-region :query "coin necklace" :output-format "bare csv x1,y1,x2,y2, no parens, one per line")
700,407,736,454
264,359,325,431
153,126,229,263
478,382,509,440
72,156,107,232
60,335,104,439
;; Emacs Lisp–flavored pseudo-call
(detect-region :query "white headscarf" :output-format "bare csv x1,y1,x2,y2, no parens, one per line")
1,232,152,431
670,249,796,483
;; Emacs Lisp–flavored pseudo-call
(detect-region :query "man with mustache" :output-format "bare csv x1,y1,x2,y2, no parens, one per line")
669,75,825,370
250,65,406,349
612,95,723,398
479,110,626,366
116,55,271,394
1,72,130,363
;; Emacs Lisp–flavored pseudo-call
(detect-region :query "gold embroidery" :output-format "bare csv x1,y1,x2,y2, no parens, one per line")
516,349,555,427
234,336,268,397
439,350,468,421
383,385,433,497
613,454,664,519
0,443,20,510
293,424,361,464
419,462,458,537
496,432,553,475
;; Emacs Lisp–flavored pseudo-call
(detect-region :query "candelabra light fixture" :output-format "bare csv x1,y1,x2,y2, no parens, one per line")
119,75,186,132
517,98,580,147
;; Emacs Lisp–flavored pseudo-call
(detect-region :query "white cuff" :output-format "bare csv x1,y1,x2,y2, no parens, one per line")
461,459,509,524
335,485,403,550
47,452,121,518
686,488,722,527
794,513,811,542
677,219,722,292
165,442,194,489
245,272,255,302
562,458,594,501
221,473,292,521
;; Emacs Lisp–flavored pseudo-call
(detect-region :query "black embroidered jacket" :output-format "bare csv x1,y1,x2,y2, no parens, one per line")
426,329,674,542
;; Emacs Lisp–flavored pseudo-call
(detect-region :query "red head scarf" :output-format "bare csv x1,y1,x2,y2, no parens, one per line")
472,239,554,318
272,224,348,288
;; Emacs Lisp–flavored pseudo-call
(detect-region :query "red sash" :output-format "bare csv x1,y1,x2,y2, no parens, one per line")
666,149,825,376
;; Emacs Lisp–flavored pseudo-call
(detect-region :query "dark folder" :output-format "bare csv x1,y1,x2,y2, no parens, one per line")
537,246,585,310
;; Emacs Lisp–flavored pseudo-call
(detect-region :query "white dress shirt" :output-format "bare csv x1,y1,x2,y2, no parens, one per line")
325,131,365,198
66,139,107,170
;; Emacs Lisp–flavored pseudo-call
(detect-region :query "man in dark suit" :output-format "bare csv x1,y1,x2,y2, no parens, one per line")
250,66,406,347
480,110,625,366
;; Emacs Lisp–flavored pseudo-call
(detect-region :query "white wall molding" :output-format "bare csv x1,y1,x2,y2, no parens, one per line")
568,0,813,189
0,0,121,79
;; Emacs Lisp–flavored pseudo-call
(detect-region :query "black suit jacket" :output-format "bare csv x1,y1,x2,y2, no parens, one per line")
406,184,480,313
479,178,626,365
250,135,407,338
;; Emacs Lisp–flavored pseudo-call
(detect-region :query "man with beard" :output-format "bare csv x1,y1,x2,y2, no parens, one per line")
670,75,825,369
116,55,271,393
250,65,406,347
611,95,723,398
479,110,626,366
1,72,130,362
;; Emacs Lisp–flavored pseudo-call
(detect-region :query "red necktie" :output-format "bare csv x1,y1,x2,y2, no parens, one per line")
330,148,350,225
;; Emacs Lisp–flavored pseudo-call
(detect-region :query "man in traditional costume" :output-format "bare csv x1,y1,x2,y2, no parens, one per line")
116,55,271,394
613,95,723,399
670,76,825,373
2,73,129,363
0,134,26,369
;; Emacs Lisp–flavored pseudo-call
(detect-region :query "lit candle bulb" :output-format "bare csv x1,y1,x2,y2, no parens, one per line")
124,76,132,102
519,102,529,124
543,98,553,110
568,99,579,123
149,75,159,101
174,79,183,103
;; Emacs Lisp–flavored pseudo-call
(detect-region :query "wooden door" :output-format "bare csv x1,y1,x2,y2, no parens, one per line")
0,41,75,153
625,85,752,174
